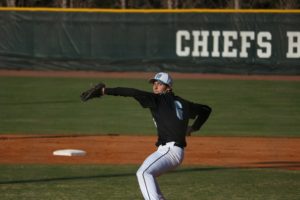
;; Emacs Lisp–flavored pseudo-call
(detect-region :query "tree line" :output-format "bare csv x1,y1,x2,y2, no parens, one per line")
1,0,300,9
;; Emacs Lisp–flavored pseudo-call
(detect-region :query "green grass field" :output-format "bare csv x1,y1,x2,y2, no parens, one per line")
0,165,299,200
0,76,299,136
0,75,299,200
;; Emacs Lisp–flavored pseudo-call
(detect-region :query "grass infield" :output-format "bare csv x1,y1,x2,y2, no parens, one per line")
0,76,299,200
0,76,299,137
0,164,299,200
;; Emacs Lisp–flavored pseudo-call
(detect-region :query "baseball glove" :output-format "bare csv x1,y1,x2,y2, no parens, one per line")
80,82,105,102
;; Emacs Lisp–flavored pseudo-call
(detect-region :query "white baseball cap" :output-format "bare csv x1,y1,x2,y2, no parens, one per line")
149,72,173,87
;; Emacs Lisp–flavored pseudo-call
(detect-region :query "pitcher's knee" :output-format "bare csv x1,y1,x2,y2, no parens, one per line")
137,167,153,180
136,168,142,178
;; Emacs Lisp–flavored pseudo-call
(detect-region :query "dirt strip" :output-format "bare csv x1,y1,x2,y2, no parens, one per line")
0,70,299,81
0,135,299,170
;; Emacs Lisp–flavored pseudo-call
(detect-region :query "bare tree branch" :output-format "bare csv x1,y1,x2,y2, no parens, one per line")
6,0,15,7
61,0,67,8
120,0,126,9
234,0,240,9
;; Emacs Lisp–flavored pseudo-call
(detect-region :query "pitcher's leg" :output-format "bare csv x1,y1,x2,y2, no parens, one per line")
154,178,165,200
136,150,167,200
136,146,182,200
137,167,164,200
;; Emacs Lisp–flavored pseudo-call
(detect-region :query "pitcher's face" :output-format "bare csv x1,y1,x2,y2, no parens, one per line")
152,81,170,94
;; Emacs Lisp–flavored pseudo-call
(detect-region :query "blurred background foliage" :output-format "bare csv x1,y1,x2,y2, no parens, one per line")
1,0,300,9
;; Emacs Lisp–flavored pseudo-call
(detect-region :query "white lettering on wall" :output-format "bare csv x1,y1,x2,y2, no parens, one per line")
257,32,272,58
211,31,221,57
222,31,238,58
176,30,190,57
240,31,255,58
192,31,209,57
176,30,273,59
286,32,300,58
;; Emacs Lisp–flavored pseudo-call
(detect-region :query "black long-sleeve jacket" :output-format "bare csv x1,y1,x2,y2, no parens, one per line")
105,87,212,147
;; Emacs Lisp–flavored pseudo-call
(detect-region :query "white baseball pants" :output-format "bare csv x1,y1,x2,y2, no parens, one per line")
136,142,184,200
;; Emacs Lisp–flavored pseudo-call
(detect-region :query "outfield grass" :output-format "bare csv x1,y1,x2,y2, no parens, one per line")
0,76,299,136
0,164,299,200
1,76,299,200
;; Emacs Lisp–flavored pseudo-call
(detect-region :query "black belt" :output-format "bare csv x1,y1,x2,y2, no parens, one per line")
161,142,184,149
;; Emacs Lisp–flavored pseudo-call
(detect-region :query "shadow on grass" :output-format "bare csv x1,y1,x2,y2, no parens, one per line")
0,167,223,185
0,172,135,185
1,163,299,185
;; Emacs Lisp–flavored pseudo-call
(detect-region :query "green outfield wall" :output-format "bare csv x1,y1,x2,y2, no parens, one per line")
0,8,299,74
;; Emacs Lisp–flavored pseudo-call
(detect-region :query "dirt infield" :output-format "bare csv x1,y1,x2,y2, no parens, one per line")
1,70,299,170
1,135,299,170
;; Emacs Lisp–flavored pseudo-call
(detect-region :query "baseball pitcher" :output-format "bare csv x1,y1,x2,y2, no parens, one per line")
80,72,212,200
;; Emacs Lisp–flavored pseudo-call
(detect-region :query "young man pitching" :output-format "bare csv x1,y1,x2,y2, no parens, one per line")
80,72,212,200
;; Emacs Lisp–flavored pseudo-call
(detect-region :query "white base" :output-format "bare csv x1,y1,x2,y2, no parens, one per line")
53,149,86,156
